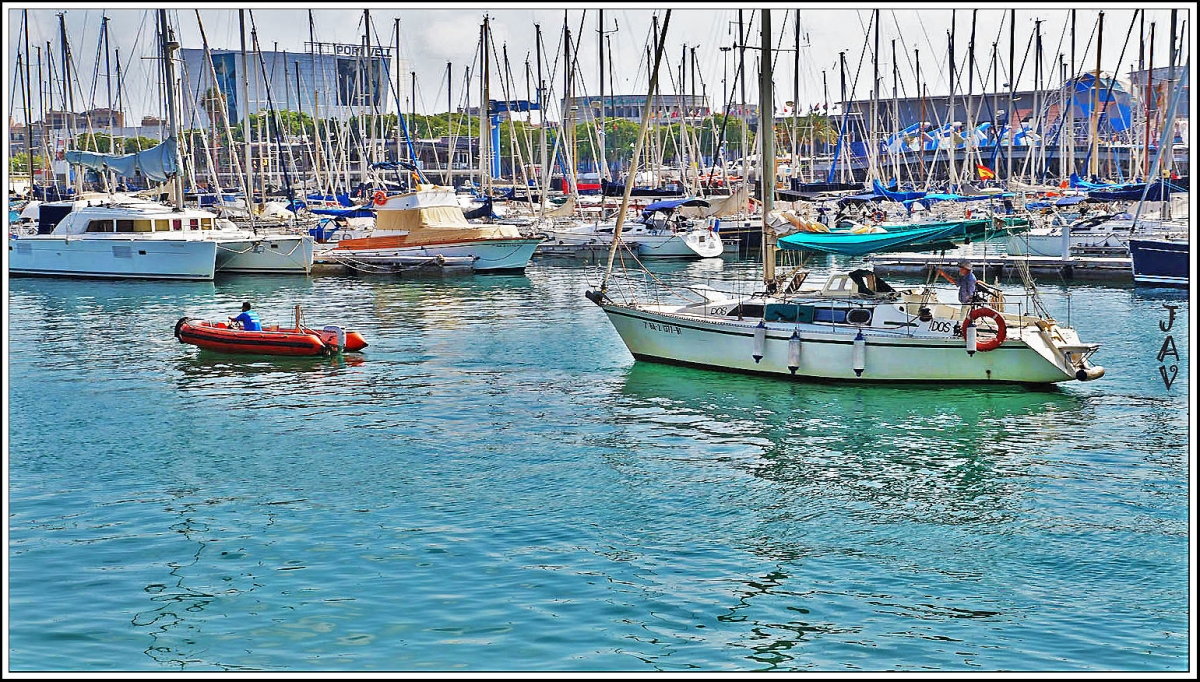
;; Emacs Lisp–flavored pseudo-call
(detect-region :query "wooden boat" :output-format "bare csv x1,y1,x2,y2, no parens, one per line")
174,307,367,356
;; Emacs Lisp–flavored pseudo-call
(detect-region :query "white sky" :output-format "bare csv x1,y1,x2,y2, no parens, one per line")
5,2,1192,122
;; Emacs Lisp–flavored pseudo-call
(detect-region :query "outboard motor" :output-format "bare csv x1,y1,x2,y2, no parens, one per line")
323,325,347,352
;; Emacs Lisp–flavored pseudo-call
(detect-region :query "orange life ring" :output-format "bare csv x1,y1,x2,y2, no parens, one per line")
373,191,388,206
871,210,885,223
967,306,1007,351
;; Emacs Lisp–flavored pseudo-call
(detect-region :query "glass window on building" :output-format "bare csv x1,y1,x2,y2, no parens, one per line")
337,57,385,108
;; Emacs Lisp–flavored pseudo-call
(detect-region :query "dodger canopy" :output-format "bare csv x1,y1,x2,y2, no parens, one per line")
641,197,710,219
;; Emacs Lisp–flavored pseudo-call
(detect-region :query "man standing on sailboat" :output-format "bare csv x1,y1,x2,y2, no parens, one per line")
938,261,978,310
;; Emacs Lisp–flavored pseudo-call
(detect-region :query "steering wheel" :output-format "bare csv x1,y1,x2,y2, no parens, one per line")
228,318,243,330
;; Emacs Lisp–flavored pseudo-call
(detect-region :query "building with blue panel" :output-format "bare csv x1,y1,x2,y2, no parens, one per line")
180,42,407,125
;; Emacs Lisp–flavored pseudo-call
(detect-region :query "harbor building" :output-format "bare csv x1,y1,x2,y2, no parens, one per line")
179,41,409,126
826,64,1189,182
560,94,711,124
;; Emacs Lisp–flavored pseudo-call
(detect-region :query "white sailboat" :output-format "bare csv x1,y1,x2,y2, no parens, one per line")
586,10,1105,385
539,198,724,259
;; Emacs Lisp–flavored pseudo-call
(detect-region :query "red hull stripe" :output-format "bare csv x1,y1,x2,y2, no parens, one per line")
180,326,327,355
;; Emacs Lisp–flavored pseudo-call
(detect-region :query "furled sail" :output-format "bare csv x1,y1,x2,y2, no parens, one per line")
64,137,178,183
544,194,576,218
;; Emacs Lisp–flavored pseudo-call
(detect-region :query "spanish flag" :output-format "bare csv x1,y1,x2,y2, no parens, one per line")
977,164,996,180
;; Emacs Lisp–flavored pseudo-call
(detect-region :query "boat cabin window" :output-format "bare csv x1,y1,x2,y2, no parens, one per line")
155,220,171,232
821,275,857,295
86,219,115,233
847,269,896,295
200,218,213,230
172,219,182,231
133,220,153,232
37,204,74,234
729,303,765,319
115,219,135,233
813,307,849,324
765,303,816,323
189,218,200,230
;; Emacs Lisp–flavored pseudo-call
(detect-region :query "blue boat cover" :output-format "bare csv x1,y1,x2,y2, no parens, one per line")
1085,180,1183,202
64,137,178,182
872,179,927,202
1055,195,1087,206
904,192,1013,210
837,193,884,206
641,197,710,218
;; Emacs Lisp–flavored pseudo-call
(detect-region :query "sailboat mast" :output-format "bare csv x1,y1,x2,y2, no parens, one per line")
966,11,977,183
917,49,926,186
239,10,254,222
103,15,114,163
481,16,491,193
870,9,879,185
536,24,548,210
891,39,899,184
838,51,847,183
1144,22,1155,180
400,18,410,163
599,10,671,293
1006,9,1015,184
22,10,33,190
1067,10,1076,179
1164,8,1178,178
738,11,748,182
1089,11,1104,179
761,9,777,287
792,13,800,188
947,15,957,188
157,9,184,210
598,9,606,184
563,13,574,196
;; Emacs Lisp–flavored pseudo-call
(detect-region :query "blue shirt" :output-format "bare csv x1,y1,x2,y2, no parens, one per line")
958,271,977,304
233,310,262,331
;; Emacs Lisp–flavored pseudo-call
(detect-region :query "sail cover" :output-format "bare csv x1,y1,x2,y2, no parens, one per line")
777,221,971,257
64,137,179,182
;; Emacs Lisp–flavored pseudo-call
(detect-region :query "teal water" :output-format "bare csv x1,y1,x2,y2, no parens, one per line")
5,259,1191,672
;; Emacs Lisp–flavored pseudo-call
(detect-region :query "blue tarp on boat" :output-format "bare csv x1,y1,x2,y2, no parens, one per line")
64,137,178,182
641,198,710,218
837,193,884,206
1085,180,1184,202
872,179,926,202
1069,172,1140,191
777,220,975,257
904,192,1013,210
310,206,375,218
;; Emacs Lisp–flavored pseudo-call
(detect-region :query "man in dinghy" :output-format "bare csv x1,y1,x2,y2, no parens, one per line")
229,302,262,331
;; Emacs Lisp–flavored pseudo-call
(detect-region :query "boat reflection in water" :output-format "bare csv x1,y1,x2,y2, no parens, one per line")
617,361,1083,521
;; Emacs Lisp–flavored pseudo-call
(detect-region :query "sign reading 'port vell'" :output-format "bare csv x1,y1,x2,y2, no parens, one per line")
306,42,392,58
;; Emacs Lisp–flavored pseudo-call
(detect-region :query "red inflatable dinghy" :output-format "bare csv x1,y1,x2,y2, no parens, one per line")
174,306,367,356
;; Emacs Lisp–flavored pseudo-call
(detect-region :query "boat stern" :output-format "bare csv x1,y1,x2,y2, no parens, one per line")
1020,320,1105,382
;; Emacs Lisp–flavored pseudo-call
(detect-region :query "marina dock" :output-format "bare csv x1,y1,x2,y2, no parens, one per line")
865,254,1135,284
